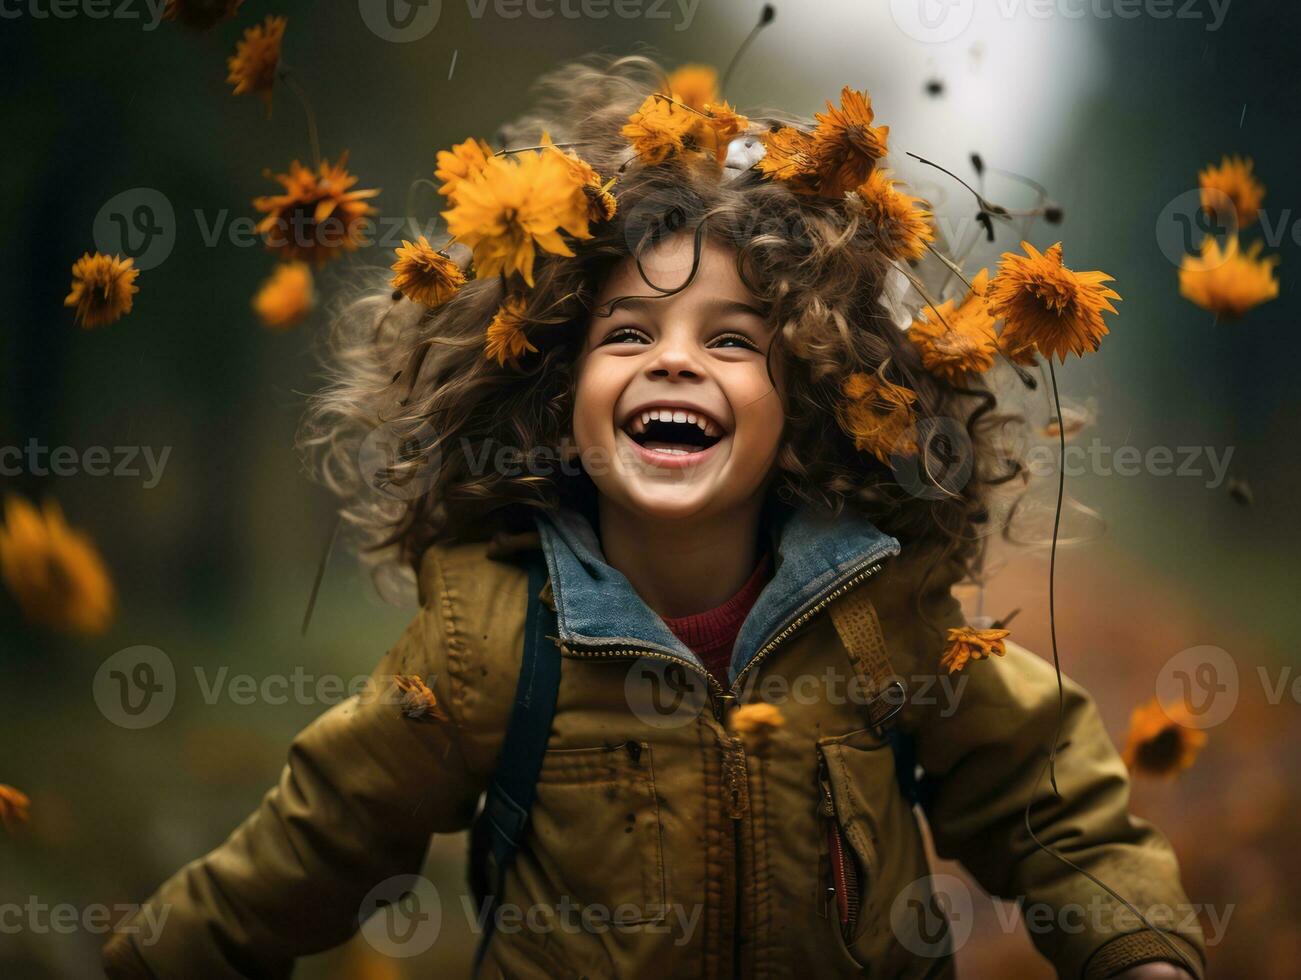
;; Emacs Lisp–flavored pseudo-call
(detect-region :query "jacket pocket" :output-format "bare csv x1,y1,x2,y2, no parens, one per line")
815,727,899,968
529,740,667,924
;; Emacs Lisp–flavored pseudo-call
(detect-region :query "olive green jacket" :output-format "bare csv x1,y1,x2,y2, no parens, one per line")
102,514,1206,979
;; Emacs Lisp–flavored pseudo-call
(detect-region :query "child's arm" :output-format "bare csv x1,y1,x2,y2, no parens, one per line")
873,544,1208,980
101,604,484,979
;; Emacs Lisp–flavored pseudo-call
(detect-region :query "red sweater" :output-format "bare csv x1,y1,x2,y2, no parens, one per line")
662,554,771,689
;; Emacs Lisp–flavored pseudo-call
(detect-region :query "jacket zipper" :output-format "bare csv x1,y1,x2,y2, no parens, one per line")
818,754,861,943
555,551,892,978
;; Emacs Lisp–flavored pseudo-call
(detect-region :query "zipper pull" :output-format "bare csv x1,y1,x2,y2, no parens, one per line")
711,690,736,724
722,737,750,819
818,757,836,816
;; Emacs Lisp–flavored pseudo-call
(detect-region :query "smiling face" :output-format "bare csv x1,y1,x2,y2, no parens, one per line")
572,232,786,524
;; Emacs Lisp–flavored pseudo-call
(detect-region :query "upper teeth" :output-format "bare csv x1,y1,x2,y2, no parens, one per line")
628,408,720,438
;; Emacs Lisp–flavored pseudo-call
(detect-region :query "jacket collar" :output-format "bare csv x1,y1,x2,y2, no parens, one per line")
534,504,900,684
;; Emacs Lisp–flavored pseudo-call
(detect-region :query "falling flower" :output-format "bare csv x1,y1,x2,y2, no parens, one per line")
0,785,29,834
849,169,936,262
227,15,285,106
484,295,537,367
540,132,618,224
986,241,1121,362
665,64,719,111
64,253,139,329
163,0,243,29
443,150,590,287
1121,697,1207,778
621,94,697,165
691,102,751,165
252,262,314,330
390,237,466,308
811,86,890,198
0,496,114,635
939,626,1010,674
838,371,919,464
1043,401,1094,440
1199,155,1265,229
728,702,785,737
908,269,999,383
435,137,494,203
253,152,380,265
394,674,448,722
1179,235,1279,319
757,126,821,195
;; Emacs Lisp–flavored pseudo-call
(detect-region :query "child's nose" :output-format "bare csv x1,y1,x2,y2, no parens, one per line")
646,339,703,380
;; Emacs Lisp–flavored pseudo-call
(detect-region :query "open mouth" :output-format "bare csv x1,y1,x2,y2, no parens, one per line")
622,407,725,456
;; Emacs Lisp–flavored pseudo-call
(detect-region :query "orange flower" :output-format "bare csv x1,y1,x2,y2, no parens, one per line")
163,0,243,29
621,94,697,165
939,626,1010,674
1179,235,1279,319
1199,154,1265,229
394,674,449,722
838,372,919,464
727,702,785,737
64,252,139,329
443,150,591,287
0,496,114,635
0,784,30,834
435,137,494,203
692,102,750,165
253,152,380,265
252,262,314,330
908,270,999,383
986,241,1121,362
849,169,935,262
811,86,890,198
390,237,466,308
484,295,537,367
540,132,618,224
665,64,719,111
757,126,821,195
1120,697,1207,778
227,15,285,106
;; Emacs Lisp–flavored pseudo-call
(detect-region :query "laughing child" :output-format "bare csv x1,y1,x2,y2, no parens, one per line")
103,55,1205,979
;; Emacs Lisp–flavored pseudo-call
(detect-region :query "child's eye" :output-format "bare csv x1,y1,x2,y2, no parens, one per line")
601,326,650,345
709,332,761,351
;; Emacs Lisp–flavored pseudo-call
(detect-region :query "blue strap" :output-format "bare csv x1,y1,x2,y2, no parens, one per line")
472,553,560,975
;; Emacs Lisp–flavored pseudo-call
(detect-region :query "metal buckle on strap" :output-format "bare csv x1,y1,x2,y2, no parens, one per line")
867,679,907,734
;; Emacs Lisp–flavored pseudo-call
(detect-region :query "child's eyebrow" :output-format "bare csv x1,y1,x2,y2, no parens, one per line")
608,296,771,320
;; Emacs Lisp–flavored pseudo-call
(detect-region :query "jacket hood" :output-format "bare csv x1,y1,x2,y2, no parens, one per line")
534,504,901,684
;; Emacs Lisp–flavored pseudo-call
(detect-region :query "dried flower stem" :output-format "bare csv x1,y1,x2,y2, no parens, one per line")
277,65,321,170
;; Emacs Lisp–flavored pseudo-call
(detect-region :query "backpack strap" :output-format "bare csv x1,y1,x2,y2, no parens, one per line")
469,551,560,976
828,583,930,808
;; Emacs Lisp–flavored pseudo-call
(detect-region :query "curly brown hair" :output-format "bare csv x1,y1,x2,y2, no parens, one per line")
298,53,1026,595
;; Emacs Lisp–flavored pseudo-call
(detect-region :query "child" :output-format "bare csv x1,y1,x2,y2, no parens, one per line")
102,56,1205,979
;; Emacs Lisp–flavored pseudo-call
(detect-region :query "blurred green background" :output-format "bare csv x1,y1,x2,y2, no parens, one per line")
1,1,1298,976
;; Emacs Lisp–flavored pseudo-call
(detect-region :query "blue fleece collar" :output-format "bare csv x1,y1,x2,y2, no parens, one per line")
534,505,900,684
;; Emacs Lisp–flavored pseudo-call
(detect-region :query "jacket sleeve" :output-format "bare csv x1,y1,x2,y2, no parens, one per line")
872,543,1208,980
101,602,485,979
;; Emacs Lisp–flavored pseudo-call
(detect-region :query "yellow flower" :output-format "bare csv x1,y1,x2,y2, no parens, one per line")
757,126,821,195
1179,235,1279,319
727,702,785,737
665,64,719,111
939,626,1010,674
1199,154,1265,228
985,241,1121,362
435,137,494,203
484,295,537,367
811,86,890,198
443,150,591,287
908,269,999,383
0,784,30,835
390,237,466,308
540,132,618,224
253,152,380,266
252,262,314,330
849,169,935,262
163,0,243,29
692,101,750,165
394,674,449,723
1121,697,1207,778
64,252,139,329
621,94,697,165
227,15,285,106
838,372,918,464
0,496,114,635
